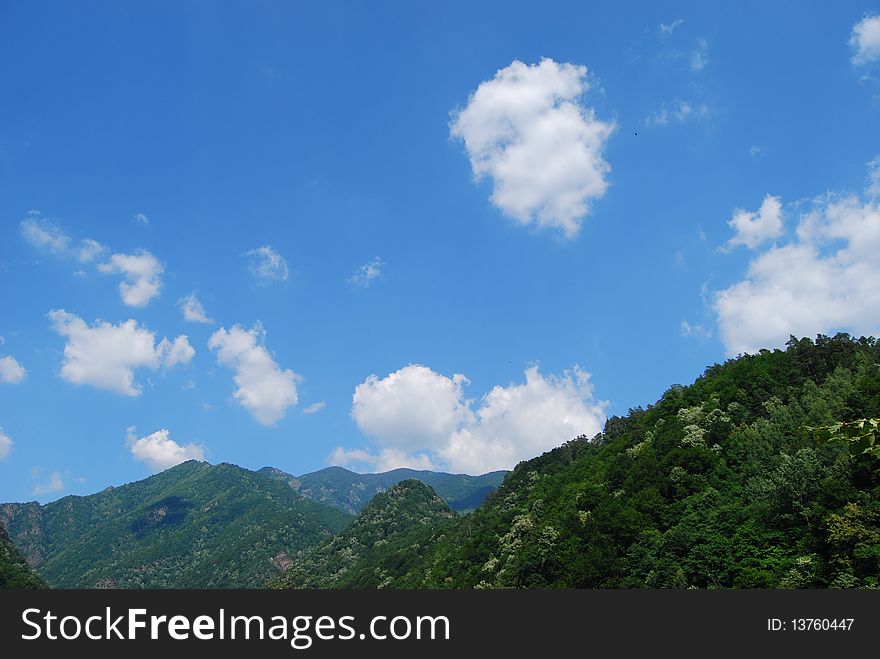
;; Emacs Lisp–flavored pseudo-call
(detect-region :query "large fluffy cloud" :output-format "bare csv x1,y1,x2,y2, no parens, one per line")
0,428,12,460
127,427,205,472
48,310,194,396
723,194,783,250
450,58,614,239
716,191,880,355
98,251,164,306
0,355,26,384
336,363,606,474
208,324,300,425
850,14,880,66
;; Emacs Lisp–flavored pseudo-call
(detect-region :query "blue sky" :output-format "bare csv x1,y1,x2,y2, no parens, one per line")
2,1,879,501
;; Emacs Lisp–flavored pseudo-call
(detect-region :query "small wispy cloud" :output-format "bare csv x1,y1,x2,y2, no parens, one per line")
178,292,213,324
658,18,684,37
246,246,289,284
867,154,880,198
302,401,326,415
348,257,384,289
681,320,712,341
749,145,764,158
0,428,12,460
645,99,711,127
134,212,150,225
20,213,106,263
33,470,65,496
690,38,710,71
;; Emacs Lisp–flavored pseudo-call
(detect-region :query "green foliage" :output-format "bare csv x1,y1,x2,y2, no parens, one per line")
262,466,507,515
809,419,880,458
270,480,456,589
0,523,46,589
0,461,352,588
326,334,880,589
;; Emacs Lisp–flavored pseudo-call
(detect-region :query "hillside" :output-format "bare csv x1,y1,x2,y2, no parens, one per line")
304,334,880,588
271,479,456,589
0,523,45,589
0,461,352,588
261,465,507,514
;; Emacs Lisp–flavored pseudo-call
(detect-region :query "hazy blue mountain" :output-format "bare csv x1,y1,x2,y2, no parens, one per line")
259,465,507,514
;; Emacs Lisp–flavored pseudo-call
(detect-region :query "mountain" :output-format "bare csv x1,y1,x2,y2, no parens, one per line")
260,465,507,514
0,523,45,589
298,334,880,588
270,479,456,589
0,461,352,588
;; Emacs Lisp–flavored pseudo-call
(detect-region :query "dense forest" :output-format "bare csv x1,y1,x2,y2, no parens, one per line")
0,459,503,589
275,334,880,589
270,480,457,588
0,523,45,589
0,461,352,588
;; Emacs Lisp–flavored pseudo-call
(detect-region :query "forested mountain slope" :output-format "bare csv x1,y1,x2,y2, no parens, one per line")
271,479,456,589
0,523,45,589
0,461,352,588
306,335,880,588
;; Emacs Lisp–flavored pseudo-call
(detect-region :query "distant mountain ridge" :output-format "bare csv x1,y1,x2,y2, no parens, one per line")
0,461,352,588
261,465,507,515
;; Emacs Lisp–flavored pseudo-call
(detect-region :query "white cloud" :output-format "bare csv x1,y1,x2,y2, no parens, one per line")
134,212,150,225
159,335,196,368
690,38,709,71
348,257,384,289
98,251,163,306
178,293,213,324
77,238,106,263
850,14,880,66
450,58,615,239
302,401,326,415
658,18,684,36
208,324,300,425
33,471,64,496
246,246,289,284
353,365,473,450
127,427,204,472
750,145,764,158
48,309,194,396
723,194,783,250
20,214,105,263
680,320,712,340
338,363,606,474
0,428,12,460
645,98,711,127
715,190,880,356
0,355,26,384
20,216,71,255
